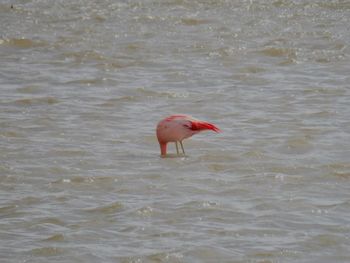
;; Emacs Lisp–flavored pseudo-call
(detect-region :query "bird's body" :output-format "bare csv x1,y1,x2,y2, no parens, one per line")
156,114,220,156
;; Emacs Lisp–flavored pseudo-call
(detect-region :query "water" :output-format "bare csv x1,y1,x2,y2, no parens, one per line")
1,0,350,262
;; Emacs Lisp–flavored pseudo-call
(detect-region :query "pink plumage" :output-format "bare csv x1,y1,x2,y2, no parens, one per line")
156,114,220,156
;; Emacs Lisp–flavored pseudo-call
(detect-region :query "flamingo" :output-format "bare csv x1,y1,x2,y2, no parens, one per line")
156,114,220,156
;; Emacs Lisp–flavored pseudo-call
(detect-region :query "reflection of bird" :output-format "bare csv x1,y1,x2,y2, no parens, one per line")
156,114,221,157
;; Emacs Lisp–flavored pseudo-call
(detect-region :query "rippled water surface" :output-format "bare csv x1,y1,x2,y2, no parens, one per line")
1,0,350,262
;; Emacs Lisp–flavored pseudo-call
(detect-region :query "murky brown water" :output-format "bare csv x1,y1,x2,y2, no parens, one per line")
1,0,350,262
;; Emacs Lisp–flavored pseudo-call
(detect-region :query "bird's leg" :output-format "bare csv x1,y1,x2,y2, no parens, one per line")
175,141,179,155
180,141,185,155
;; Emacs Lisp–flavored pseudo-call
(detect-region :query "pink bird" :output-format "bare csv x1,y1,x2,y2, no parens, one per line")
156,114,221,156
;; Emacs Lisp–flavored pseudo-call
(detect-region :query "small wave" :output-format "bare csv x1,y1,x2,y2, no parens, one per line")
1,38,46,48
42,234,65,242
116,251,184,262
62,50,105,63
99,96,137,107
278,136,314,155
181,18,211,26
259,47,297,58
137,206,154,216
50,149,87,157
31,247,64,256
16,85,43,94
38,217,66,226
136,87,190,98
303,87,346,96
84,201,124,214
53,176,95,185
0,204,18,213
0,131,21,138
65,78,105,86
239,66,266,74
99,88,189,107
327,162,350,179
14,97,59,106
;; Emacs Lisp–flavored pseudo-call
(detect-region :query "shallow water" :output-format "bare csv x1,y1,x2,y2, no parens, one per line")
1,0,350,262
